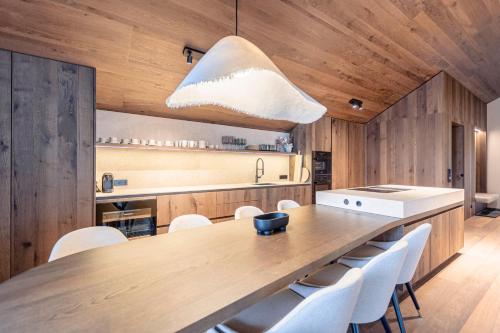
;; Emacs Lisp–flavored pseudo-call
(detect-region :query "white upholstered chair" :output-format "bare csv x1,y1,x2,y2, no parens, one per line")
48,226,128,262
290,241,409,333
168,214,212,233
211,268,363,333
277,200,300,210
340,223,432,332
234,206,264,220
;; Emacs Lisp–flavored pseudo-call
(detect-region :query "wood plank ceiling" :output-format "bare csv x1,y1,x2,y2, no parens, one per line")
0,0,499,131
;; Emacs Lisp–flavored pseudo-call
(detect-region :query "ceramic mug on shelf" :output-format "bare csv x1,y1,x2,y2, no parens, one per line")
188,140,197,148
174,140,181,147
164,140,174,147
198,140,206,149
140,139,148,145
131,138,140,145
121,138,131,144
181,140,188,148
148,139,156,146
109,137,119,144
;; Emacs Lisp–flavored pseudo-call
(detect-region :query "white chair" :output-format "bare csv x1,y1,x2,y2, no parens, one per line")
290,241,408,333
48,226,128,261
168,214,212,233
235,206,264,220
211,268,363,333
340,223,432,331
277,200,300,210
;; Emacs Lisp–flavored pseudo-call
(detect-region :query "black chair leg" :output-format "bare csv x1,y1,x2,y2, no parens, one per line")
350,323,360,333
405,282,422,317
380,315,392,333
391,290,407,333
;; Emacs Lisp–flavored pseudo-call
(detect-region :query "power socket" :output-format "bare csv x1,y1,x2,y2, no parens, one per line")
279,175,288,180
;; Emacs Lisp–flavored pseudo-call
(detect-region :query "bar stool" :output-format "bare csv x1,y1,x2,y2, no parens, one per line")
277,200,300,210
49,226,128,261
340,223,432,332
168,214,212,233
289,241,409,333
235,206,264,220
210,268,363,333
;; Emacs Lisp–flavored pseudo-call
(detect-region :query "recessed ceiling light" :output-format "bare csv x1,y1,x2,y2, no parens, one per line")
349,98,363,111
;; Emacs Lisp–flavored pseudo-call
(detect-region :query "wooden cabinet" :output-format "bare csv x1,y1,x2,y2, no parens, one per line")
156,185,312,227
312,116,332,152
404,206,464,284
157,192,217,227
0,51,96,280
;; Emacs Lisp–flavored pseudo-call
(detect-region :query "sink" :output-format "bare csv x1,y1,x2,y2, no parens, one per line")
252,183,276,186
349,186,412,194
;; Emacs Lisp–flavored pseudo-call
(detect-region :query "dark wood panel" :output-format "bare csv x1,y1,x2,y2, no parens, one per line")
10,53,95,275
475,130,487,193
347,122,365,187
311,116,331,152
0,1,498,129
331,118,348,189
0,49,11,282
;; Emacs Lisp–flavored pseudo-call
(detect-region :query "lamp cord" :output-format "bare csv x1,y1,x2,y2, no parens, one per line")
235,0,238,36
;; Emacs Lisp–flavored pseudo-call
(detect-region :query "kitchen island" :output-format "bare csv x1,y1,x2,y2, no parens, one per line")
0,201,463,333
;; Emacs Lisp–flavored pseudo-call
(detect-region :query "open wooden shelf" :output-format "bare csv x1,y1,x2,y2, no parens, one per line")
95,143,296,156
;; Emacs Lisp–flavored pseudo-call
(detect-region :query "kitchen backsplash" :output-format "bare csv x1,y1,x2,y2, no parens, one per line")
96,110,291,188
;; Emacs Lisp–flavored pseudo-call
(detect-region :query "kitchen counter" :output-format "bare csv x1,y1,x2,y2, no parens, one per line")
317,184,464,218
96,181,310,202
0,202,463,333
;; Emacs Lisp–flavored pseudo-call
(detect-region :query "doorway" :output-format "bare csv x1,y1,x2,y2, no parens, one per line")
452,124,465,189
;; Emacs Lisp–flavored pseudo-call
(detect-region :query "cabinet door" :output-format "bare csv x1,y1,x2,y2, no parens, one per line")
0,50,11,282
449,206,464,254
430,212,451,271
11,54,95,275
312,116,332,152
157,192,218,226
405,219,431,283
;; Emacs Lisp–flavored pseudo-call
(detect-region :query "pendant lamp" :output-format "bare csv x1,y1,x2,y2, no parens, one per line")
166,35,326,124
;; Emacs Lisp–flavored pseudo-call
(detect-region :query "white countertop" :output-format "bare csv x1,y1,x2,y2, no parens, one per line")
96,181,310,202
316,185,464,218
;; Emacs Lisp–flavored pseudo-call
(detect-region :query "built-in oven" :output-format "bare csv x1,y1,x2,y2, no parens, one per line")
96,197,157,239
312,151,332,203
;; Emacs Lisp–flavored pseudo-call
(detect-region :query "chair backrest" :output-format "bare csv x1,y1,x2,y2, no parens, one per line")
268,268,363,333
168,214,212,233
350,241,408,324
234,206,264,220
397,223,432,283
277,200,300,210
48,226,128,262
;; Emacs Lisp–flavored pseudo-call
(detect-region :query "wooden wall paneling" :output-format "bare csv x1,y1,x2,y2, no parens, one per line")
347,122,366,187
331,118,349,189
0,49,11,282
11,53,95,275
290,123,312,176
311,116,331,152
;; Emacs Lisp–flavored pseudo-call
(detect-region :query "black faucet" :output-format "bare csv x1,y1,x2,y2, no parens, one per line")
255,158,264,183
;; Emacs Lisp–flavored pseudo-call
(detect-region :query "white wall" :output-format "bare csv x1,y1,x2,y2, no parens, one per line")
96,110,288,146
487,98,500,208
96,110,292,188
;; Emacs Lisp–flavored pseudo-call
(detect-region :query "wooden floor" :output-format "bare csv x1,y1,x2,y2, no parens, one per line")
365,215,500,333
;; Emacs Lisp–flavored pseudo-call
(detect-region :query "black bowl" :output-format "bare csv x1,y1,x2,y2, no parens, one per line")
253,212,289,236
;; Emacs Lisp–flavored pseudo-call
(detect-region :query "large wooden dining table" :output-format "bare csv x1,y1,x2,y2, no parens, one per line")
0,204,458,332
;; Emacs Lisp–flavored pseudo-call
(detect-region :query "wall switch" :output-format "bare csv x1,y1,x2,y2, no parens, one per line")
279,175,288,180
113,179,128,186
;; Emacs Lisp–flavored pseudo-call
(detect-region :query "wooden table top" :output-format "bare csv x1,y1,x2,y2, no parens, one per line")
0,204,459,333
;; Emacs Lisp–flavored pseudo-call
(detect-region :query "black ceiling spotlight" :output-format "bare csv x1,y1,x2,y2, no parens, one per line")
183,46,206,65
349,98,363,111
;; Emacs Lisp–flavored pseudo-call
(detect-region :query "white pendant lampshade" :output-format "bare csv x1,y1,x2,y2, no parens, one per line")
166,36,326,124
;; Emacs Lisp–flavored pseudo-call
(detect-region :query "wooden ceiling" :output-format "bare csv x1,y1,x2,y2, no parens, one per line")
0,0,499,131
